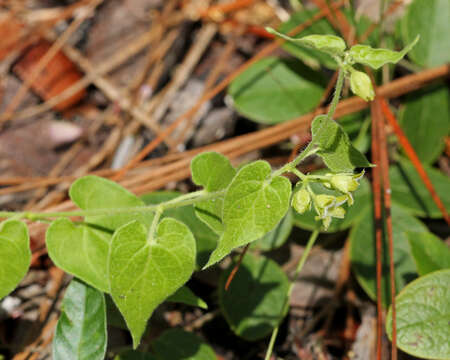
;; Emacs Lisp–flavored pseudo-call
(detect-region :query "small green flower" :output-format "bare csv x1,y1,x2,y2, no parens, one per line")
313,194,348,230
292,187,311,214
330,174,359,193
314,194,336,209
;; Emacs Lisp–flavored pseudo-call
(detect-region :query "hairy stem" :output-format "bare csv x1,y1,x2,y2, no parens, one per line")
327,69,344,120
264,229,320,360
0,189,226,222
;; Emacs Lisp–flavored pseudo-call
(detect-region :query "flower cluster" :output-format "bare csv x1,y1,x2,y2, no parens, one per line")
292,171,364,230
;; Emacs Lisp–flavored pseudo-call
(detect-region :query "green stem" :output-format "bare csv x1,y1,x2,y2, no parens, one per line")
148,207,162,244
327,69,344,120
272,147,319,178
264,229,320,360
0,189,226,222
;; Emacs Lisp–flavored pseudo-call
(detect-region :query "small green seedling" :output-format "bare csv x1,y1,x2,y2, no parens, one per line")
0,33,418,359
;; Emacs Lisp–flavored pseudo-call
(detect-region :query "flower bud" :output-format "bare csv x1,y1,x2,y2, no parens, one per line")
292,187,311,214
330,174,359,194
350,70,374,101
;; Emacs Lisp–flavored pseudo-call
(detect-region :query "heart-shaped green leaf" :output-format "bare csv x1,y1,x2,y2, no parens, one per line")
46,176,152,293
109,218,196,348
53,278,106,360
349,35,419,69
0,220,30,300
141,191,218,268
114,350,156,360
251,209,293,251
152,329,217,360
228,57,325,124
399,84,449,164
386,269,450,359
167,286,207,309
46,219,111,293
311,115,372,172
191,152,236,192
389,158,450,218
219,253,289,341
70,175,151,231
204,160,291,268
401,0,450,67
407,232,450,276
350,204,428,307
191,152,236,234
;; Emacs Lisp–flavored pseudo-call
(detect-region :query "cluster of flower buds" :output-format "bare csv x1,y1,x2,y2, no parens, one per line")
292,171,364,230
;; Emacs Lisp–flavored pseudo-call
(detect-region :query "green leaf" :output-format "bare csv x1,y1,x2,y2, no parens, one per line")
204,161,291,268
141,191,218,268
152,329,216,360
0,220,30,300
402,0,450,67
46,176,151,293
252,209,293,251
46,219,111,293
109,218,196,348
266,29,346,55
114,350,156,360
349,35,419,69
167,286,208,309
191,152,236,192
339,111,371,154
293,176,371,233
407,232,450,276
190,152,236,235
228,57,325,124
386,269,450,359
311,115,372,172
53,279,106,360
350,204,428,307
399,84,449,163
70,175,151,231
219,253,289,341
389,158,450,218
278,10,340,69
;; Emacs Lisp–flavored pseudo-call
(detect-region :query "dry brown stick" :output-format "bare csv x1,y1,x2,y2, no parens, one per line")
0,64,447,196
46,36,177,148
119,64,450,193
24,142,84,210
122,29,181,137
374,96,397,360
121,22,216,142
8,21,180,123
9,60,444,222
171,36,237,146
24,108,109,209
125,0,180,94
35,120,123,210
150,23,218,127
0,0,103,124
111,0,348,181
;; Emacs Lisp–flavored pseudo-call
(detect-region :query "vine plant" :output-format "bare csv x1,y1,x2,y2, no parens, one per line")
0,34,417,358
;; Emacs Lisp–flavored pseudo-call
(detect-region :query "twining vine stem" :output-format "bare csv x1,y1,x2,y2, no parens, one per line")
0,189,226,222
264,68,346,360
327,69,345,120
